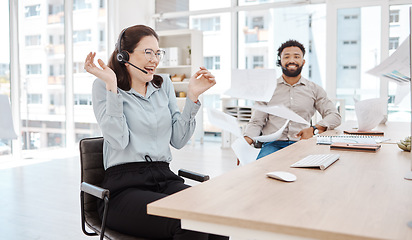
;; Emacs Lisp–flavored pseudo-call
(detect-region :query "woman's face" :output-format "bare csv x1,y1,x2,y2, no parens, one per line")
127,35,160,83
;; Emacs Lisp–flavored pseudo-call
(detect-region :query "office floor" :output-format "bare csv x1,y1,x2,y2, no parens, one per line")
0,138,238,240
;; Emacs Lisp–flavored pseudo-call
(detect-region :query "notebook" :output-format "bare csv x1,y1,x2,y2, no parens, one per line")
316,135,382,145
330,142,381,152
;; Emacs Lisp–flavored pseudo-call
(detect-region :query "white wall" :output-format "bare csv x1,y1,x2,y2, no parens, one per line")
108,0,155,55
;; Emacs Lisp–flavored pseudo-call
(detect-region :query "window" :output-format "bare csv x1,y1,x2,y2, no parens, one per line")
73,0,92,10
48,4,63,15
27,94,42,104
344,14,358,20
204,56,220,70
336,6,381,120
252,56,264,69
26,64,42,75
389,10,399,23
73,30,91,43
389,37,399,50
25,5,40,17
73,62,85,73
25,35,41,46
192,17,221,31
49,65,54,76
252,16,264,29
74,94,92,105
343,40,357,45
388,4,411,122
59,64,64,75
59,35,64,44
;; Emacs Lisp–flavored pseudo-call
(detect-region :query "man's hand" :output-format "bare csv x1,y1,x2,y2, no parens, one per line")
296,127,314,140
244,136,254,145
236,136,255,165
297,125,327,140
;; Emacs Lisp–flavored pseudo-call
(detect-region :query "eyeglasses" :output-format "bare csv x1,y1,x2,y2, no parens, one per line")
136,48,166,61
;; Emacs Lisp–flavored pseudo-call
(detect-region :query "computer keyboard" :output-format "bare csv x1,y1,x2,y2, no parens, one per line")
290,154,340,170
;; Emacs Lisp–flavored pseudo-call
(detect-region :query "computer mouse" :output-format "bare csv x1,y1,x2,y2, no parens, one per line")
266,171,297,182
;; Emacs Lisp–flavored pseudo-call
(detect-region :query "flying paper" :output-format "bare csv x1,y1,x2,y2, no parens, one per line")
252,105,309,125
224,69,277,102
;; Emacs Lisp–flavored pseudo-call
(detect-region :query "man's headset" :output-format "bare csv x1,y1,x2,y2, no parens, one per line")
116,27,148,74
276,55,281,67
276,55,287,70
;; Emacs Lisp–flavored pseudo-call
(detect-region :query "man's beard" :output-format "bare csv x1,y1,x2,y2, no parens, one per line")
282,63,303,77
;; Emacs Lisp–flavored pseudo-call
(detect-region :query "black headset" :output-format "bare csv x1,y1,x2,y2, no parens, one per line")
116,28,129,64
276,55,281,67
114,27,148,74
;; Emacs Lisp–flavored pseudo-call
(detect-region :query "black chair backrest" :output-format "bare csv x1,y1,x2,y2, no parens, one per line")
80,137,105,214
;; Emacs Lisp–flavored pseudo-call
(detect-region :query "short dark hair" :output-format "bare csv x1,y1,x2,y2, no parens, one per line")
277,39,305,58
108,25,163,91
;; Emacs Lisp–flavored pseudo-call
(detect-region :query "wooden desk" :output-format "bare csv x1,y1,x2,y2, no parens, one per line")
148,122,412,240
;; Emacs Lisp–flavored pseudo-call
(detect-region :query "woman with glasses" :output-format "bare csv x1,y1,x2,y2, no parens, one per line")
84,25,227,240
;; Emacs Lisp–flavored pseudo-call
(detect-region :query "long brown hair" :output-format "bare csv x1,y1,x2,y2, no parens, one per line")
108,25,163,91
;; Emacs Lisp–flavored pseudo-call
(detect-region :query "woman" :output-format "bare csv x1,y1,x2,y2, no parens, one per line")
84,25,228,240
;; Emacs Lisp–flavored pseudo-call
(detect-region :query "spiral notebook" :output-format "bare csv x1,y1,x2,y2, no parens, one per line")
316,135,382,145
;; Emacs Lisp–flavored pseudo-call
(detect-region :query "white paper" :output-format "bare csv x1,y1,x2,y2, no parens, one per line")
355,98,387,131
206,108,242,138
395,83,410,105
252,105,309,125
231,137,260,165
367,36,411,83
0,95,18,140
253,120,289,143
224,69,277,102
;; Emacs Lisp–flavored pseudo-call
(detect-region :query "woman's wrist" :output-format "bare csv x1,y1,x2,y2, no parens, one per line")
187,92,199,103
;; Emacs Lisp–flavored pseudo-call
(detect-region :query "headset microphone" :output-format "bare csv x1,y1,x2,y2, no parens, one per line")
124,60,148,74
276,56,287,71
116,27,148,74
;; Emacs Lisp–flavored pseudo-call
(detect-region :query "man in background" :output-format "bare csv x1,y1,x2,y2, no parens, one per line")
243,39,341,159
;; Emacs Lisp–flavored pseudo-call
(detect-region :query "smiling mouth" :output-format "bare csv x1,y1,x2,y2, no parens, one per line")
144,67,155,73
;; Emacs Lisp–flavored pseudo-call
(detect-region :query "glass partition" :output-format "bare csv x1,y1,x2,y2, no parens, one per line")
336,6,381,120
238,4,326,88
0,0,11,157
73,0,106,142
388,4,411,122
19,0,66,150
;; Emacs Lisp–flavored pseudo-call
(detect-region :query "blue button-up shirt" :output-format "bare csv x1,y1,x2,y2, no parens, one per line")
92,75,200,169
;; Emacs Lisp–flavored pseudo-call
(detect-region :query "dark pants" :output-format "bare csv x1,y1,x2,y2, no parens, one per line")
97,161,229,240
257,140,296,159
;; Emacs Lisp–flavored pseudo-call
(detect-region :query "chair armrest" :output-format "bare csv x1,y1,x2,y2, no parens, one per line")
178,169,210,182
81,182,110,199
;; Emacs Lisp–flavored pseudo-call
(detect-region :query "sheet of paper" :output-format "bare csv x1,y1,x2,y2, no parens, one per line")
252,105,309,125
224,69,277,102
253,120,289,143
367,36,411,83
0,95,18,140
394,83,410,105
231,137,260,165
206,108,242,138
355,98,387,131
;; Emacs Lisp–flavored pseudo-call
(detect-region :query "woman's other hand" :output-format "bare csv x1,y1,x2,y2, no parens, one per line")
84,52,117,92
187,67,216,102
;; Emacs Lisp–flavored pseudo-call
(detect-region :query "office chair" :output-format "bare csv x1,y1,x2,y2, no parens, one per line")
79,137,209,240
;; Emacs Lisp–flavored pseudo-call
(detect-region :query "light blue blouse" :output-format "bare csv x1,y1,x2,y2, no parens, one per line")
92,75,200,169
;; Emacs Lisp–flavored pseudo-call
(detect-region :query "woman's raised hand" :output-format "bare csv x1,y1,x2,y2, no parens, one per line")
187,67,216,102
84,52,117,92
